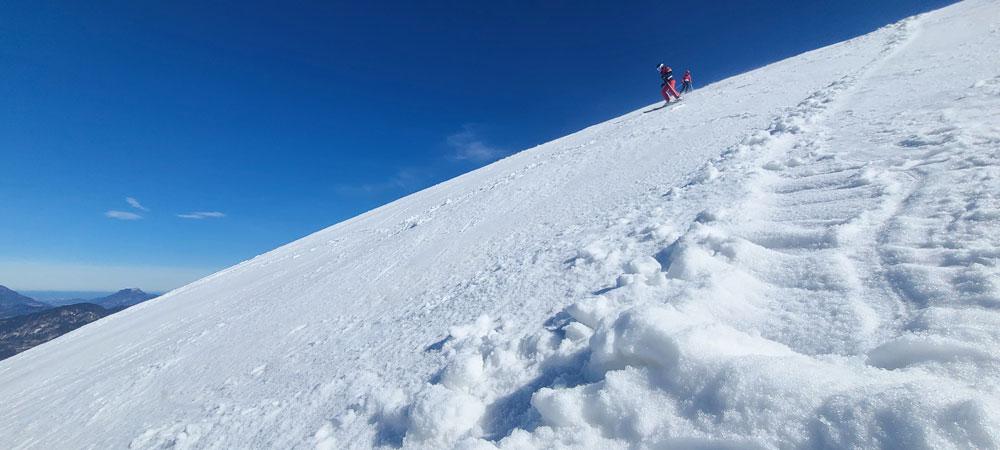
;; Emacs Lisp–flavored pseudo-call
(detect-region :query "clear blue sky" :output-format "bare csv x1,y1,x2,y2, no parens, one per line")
0,0,955,292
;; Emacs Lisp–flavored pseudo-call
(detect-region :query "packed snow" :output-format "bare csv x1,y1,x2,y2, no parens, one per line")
2,1,999,448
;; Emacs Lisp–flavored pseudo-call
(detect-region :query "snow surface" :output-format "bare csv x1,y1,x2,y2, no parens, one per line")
3,1,1000,448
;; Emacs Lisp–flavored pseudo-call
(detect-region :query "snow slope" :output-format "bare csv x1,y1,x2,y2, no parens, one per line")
2,1,1000,448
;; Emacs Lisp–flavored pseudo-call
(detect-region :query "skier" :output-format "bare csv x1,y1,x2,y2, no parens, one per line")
680,69,693,93
658,64,682,103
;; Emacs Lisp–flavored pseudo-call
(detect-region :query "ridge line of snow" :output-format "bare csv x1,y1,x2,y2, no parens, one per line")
333,5,1000,448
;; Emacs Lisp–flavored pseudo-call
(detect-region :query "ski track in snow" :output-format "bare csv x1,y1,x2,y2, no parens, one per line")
1,2,999,449
354,6,1000,450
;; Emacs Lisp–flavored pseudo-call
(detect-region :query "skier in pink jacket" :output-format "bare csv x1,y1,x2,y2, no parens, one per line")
658,64,682,103
680,69,693,93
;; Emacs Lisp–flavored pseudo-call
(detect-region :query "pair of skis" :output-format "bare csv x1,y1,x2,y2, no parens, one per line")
643,99,684,113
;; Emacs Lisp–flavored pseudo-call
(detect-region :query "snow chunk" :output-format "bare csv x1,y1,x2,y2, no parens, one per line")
565,297,622,330
449,315,496,340
866,335,994,370
440,354,485,391
405,384,486,446
562,321,593,344
624,256,661,276
586,306,682,378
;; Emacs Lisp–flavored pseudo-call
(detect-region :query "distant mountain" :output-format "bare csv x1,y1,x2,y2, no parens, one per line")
0,303,111,360
0,285,50,319
39,297,90,308
23,291,115,307
92,288,157,309
0,286,159,360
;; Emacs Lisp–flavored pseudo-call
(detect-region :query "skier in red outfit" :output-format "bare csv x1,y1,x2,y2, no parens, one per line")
680,70,693,93
658,64,682,103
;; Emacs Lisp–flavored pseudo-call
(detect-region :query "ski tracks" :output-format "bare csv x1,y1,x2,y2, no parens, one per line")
342,12,1000,449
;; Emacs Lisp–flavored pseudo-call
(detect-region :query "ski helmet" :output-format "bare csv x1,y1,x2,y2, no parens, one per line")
657,63,665,71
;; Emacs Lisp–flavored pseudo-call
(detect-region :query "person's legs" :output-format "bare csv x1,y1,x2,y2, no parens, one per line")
667,80,681,99
661,84,671,101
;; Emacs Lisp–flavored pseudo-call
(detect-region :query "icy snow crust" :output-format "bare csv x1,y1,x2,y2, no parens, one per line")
2,1,1000,448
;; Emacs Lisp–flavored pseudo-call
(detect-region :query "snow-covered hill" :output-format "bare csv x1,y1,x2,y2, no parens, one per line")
2,1,999,448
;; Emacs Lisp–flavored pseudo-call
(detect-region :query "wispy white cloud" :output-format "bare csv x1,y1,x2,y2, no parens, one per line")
105,210,143,220
333,125,504,199
334,168,429,197
447,125,506,162
126,196,149,211
177,211,226,219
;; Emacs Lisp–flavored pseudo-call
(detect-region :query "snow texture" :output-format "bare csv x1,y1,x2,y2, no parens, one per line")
2,1,1000,449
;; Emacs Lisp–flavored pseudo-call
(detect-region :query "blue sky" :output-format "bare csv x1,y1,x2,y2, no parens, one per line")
0,0,955,292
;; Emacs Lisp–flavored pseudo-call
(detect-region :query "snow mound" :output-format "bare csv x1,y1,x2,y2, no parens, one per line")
360,5,1000,448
